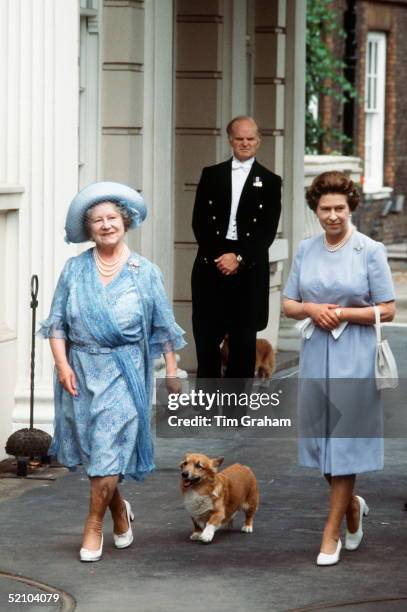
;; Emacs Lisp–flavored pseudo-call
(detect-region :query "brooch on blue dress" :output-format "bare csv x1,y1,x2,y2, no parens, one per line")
128,258,140,273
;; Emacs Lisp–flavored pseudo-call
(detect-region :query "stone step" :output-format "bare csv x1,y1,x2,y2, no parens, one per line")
274,349,299,373
390,260,407,271
387,243,407,258
388,243,407,271
278,317,301,351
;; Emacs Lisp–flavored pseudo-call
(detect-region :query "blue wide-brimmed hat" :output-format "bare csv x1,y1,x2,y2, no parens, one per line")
64,181,147,243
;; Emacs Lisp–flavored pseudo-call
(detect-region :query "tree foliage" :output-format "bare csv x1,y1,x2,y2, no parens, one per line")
306,0,357,154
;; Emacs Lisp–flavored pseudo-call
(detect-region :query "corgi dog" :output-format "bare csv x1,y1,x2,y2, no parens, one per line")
180,453,259,543
220,335,275,380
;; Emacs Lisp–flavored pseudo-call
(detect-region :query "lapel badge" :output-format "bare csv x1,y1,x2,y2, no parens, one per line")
253,176,263,188
352,235,363,253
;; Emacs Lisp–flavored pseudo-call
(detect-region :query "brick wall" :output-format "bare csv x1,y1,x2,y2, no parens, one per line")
353,197,407,244
383,14,396,187
315,0,407,243
393,6,407,203
356,1,407,243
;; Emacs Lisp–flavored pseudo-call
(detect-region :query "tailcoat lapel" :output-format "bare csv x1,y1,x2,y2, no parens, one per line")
238,160,256,205
221,157,233,223
236,159,260,220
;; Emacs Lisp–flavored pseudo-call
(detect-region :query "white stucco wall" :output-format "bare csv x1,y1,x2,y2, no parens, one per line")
0,0,79,459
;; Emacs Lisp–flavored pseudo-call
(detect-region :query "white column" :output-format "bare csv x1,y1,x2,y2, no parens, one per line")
231,0,248,117
277,0,306,351
12,0,79,433
220,0,248,159
0,1,21,458
141,0,174,294
283,0,306,265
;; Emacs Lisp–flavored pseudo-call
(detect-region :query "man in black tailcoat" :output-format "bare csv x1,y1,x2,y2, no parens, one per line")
191,116,282,379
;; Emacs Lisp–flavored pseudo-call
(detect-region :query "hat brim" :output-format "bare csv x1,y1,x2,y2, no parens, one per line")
65,181,147,243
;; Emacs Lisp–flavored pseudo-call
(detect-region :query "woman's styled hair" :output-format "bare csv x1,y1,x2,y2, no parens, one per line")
306,171,360,212
84,201,133,240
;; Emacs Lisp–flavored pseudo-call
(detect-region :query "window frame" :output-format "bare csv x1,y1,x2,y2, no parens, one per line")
364,31,387,193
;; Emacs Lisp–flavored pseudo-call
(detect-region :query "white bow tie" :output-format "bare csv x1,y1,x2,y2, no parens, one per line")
232,160,251,172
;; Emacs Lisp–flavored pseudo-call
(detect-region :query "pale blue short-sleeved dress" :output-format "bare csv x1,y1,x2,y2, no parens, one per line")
40,249,186,480
283,230,395,476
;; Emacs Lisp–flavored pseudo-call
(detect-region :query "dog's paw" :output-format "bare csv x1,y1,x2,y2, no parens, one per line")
241,524,253,533
190,532,201,541
199,525,215,543
198,532,214,543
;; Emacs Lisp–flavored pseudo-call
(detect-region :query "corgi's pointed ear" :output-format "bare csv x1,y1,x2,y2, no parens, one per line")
212,456,224,469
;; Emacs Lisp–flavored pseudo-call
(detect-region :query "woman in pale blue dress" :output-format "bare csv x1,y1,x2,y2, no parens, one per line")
40,182,185,562
283,171,395,566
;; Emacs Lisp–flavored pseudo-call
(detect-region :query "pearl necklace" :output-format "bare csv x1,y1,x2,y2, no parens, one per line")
323,227,354,252
93,244,130,278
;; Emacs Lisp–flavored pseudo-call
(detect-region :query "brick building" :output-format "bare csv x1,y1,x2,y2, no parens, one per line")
318,0,407,245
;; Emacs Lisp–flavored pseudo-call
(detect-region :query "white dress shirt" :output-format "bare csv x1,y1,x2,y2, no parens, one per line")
226,156,255,240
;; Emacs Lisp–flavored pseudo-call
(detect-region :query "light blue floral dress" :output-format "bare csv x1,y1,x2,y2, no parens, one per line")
40,249,186,480
283,231,395,476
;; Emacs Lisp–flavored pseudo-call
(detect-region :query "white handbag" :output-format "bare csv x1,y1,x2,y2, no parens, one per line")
373,306,398,390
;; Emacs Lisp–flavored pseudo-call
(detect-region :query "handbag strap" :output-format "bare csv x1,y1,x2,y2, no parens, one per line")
373,305,382,344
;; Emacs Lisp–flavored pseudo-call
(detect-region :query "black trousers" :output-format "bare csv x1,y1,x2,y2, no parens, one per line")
192,258,257,379
193,321,257,379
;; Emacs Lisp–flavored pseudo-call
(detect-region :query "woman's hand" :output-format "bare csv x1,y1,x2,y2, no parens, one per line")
165,376,182,395
49,338,78,396
304,303,340,330
56,363,78,396
164,351,181,395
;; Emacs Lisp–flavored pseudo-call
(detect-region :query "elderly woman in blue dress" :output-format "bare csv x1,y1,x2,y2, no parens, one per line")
283,171,395,566
40,182,185,562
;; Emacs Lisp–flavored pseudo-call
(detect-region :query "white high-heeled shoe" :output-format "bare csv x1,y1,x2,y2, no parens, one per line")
316,538,342,566
345,495,369,551
113,499,134,549
80,534,103,562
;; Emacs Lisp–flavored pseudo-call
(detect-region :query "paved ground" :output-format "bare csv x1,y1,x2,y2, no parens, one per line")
0,290,406,612
0,430,406,612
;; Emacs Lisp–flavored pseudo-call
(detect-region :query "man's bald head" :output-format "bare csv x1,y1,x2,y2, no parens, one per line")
227,116,261,161
226,116,260,138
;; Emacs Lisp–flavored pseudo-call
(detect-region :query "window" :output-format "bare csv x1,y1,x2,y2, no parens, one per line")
364,32,386,192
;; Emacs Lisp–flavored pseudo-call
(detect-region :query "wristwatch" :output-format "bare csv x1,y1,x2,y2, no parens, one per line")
334,308,343,320
236,254,243,264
